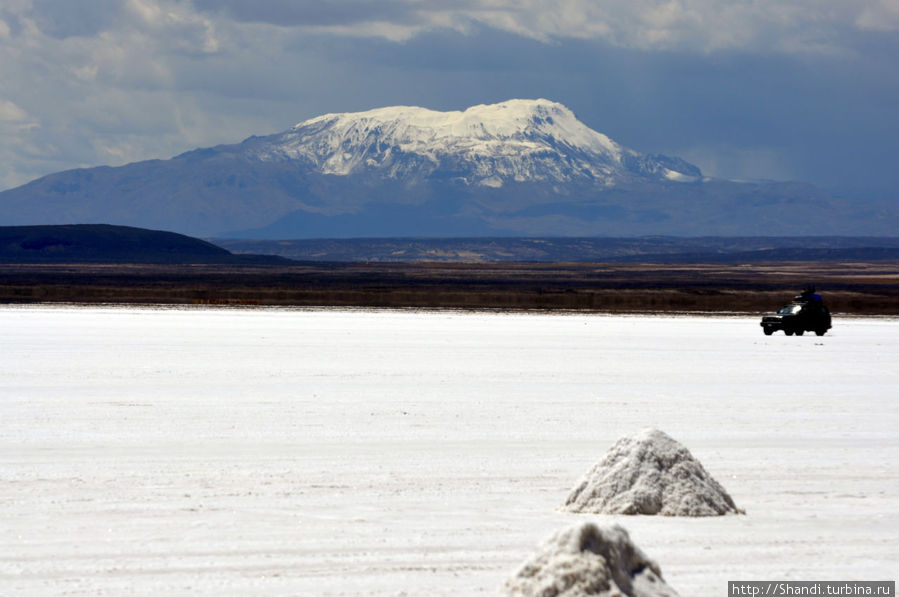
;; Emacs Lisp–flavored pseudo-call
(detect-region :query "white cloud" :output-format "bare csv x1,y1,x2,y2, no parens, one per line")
0,0,235,188
0,98,45,188
0,99,28,122
73,63,99,81
443,1,891,53
126,0,220,52
856,0,899,31
182,1,899,53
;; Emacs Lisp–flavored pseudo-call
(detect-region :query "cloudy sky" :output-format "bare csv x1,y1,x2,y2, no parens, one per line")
1,0,897,202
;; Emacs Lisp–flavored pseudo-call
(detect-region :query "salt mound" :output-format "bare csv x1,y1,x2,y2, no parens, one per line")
561,428,742,516
503,522,679,597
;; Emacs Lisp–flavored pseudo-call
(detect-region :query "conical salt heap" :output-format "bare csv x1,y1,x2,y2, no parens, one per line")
503,522,679,597
561,428,742,516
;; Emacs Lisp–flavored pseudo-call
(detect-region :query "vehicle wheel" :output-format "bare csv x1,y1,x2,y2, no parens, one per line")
785,329,794,336
815,329,827,336
763,328,773,336
795,329,804,336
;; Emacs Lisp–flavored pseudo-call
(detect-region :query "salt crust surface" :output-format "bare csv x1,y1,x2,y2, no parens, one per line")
562,429,743,516
2,308,897,596
504,522,679,597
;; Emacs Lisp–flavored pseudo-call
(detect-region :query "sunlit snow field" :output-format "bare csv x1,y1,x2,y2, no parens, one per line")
1,306,897,596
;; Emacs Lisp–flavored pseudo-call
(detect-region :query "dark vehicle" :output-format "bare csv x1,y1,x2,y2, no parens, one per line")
760,288,831,336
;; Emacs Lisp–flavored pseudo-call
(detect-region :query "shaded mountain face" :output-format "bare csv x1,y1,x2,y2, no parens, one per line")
0,99,892,238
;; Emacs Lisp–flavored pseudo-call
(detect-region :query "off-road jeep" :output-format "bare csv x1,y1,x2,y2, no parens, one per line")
760,297,831,336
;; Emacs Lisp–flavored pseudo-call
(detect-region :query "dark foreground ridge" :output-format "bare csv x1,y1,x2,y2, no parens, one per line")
0,225,289,265
213,236,899,263
2,260,897,314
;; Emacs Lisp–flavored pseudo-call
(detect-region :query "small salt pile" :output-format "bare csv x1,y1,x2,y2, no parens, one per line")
561,428,743,516
503,522,679,597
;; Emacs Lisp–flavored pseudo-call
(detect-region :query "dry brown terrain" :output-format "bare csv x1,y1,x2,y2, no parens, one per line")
2,260,897,315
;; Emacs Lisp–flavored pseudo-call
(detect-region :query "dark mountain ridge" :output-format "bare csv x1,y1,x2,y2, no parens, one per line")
0,225,288,264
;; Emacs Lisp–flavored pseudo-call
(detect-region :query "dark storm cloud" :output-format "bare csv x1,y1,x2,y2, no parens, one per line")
269,26,899,195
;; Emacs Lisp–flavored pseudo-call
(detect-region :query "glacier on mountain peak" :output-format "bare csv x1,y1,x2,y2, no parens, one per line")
247,99,698,187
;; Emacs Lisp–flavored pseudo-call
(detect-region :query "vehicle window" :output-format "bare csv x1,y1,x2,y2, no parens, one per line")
778,305,802,314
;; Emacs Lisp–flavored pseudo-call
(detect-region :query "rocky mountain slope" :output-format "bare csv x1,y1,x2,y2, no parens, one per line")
0,100,892,238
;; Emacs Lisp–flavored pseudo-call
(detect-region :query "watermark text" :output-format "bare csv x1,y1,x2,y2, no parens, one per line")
729,582,895,596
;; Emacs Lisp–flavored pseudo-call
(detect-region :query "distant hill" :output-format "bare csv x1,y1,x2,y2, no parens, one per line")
213,236,899,263
0,225,290,264
2,99,895,238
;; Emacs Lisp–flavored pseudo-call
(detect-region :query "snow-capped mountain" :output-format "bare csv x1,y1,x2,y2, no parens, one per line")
0,99,886,238
248,99,700,187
